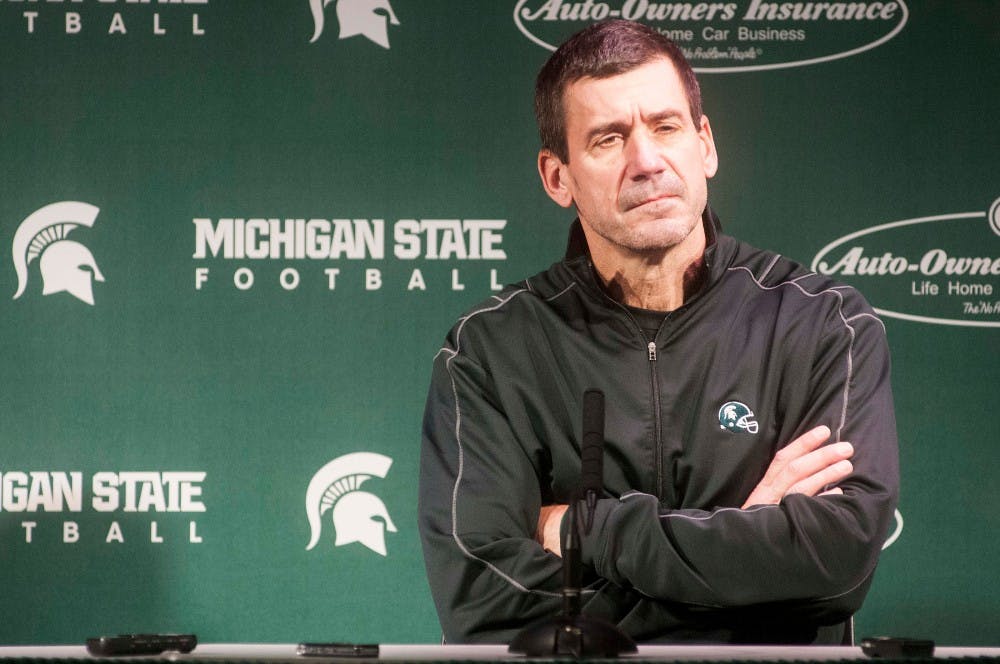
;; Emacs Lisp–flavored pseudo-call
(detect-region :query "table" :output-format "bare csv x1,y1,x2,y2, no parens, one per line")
0,644,998,663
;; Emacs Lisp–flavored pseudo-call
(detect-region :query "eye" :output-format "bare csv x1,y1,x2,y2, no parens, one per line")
656,123,679,134
594,134,623,149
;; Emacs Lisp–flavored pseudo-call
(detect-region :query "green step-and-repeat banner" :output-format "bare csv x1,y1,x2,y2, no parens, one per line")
1,0,997,647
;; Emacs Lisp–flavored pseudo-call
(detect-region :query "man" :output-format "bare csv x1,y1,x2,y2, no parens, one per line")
418,20,898,645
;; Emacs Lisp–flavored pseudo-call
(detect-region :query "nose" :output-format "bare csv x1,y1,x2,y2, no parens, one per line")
624,129,666,180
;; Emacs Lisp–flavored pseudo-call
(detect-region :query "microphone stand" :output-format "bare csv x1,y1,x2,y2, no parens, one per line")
510,389,636,657
508,497,637,658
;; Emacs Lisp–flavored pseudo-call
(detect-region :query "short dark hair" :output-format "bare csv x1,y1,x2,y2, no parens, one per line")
534,20,703,163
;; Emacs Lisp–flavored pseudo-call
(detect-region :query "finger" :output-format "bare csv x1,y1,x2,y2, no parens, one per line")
537,504,567,557
780,425,833,459
536,504,560,540
757,426,832,486
818,487,844,497
745,444,852,507
777,441,854,490
787,459,854,497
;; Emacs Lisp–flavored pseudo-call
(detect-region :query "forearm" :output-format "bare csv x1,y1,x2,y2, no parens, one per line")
577,481,895,609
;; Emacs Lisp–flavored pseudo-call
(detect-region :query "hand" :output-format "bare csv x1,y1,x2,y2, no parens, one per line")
741,425,854,509
536,503,568,557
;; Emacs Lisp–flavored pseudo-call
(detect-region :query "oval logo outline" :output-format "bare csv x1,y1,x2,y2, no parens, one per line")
512,0,909,74
811,212,999,328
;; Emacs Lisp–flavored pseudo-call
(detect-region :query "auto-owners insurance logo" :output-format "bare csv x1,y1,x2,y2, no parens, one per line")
514,0,908,72
811,198,1000,328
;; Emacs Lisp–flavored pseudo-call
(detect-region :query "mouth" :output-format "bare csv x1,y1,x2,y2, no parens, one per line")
624,193,679,212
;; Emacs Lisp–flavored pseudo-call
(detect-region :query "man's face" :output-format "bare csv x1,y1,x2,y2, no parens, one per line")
540,57,718,256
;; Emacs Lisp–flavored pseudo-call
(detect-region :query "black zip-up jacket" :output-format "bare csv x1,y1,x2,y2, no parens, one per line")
418,211,899,644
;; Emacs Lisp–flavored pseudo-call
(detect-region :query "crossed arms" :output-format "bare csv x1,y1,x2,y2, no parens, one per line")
418,291,899,643
537,424,855,555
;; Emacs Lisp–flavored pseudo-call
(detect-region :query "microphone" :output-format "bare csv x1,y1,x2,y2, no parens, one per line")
580,389,604,534
508,389,636,658
563,389,603,616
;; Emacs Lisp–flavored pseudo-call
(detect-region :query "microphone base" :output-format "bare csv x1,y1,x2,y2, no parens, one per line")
508,614,637,658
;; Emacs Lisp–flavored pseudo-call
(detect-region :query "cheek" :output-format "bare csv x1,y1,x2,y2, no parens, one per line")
688,170,708,201
571,167,618,205
676,149,711,186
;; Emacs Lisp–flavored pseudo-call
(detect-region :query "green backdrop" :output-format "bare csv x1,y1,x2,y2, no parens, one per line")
1,0,997,647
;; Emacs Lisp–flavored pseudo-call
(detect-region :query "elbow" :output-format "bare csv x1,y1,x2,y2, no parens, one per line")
789,566,877,627
786,490,896,604
812,539,880,602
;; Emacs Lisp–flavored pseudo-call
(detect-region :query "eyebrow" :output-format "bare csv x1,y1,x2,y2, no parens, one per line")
584,110,686,144
585,121,630,145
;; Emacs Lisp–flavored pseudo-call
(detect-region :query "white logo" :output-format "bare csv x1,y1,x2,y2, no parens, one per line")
989,197,1000,238
1,470,207,546
883,509,903,550
513,0,908,73
12,201,105,306
811,199,1000,328
308,0,400,48
190,215,508,294
305,452,397,556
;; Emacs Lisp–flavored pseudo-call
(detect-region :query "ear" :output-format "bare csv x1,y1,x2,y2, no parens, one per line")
698,115,719,179
537,149,574,208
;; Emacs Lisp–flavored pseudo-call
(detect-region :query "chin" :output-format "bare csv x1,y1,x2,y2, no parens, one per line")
623,216,697,252
582,208,700,255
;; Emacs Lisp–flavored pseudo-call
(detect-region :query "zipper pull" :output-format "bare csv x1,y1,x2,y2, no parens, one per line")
647,341,657,361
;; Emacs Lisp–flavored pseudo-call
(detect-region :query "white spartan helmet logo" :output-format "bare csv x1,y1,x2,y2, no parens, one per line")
305,452,398,556
308,0,400,47
12,201,105,306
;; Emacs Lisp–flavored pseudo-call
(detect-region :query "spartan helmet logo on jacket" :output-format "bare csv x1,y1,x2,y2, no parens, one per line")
305,452,397,556
12,201,105,306
308,0,400,47
718,401,760,434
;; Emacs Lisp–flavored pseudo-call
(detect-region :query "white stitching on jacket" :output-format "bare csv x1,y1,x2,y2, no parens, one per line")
440,287,562,597
726,265,882,443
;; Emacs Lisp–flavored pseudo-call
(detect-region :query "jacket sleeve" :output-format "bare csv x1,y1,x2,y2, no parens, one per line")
418,336,565,644
578,309,899,616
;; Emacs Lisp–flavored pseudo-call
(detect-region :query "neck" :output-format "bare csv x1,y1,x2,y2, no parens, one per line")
589,221,707,312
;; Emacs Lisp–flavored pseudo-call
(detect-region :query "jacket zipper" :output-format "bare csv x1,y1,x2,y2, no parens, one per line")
585,264,667,502
646,340,663,502
600,298,665,501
